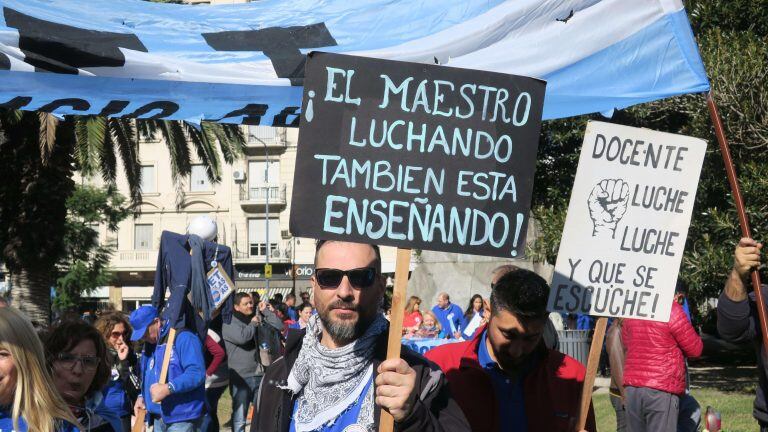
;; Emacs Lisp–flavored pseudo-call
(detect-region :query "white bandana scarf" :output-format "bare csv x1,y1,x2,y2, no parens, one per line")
283,313,389,432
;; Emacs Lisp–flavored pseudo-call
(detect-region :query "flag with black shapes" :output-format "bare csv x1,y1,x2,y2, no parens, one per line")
0,0,708,125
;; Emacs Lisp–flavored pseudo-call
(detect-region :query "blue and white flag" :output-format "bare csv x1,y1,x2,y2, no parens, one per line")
0,0,709,125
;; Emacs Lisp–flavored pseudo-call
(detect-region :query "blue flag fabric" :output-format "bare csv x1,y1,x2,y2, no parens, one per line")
0,0,708,124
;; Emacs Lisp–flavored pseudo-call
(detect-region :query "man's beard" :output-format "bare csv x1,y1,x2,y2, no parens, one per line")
318,300,372,346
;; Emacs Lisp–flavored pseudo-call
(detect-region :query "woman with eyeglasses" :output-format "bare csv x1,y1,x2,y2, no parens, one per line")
0,307,80,432
45,320,120,432
95,312,141,432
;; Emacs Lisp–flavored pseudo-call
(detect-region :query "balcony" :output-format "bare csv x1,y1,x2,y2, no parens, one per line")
246,126,286,152
114,250,157,271
233,243,292,264
239,184,287,212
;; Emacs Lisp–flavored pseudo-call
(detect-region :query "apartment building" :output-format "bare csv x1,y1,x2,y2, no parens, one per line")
84,126,404,313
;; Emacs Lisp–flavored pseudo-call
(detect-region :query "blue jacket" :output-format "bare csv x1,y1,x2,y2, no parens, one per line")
431,303,466,338
286,307,298,322
140,323,206,424
0,409,79,432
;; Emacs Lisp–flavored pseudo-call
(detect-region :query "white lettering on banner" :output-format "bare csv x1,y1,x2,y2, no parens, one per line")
547,121,707,322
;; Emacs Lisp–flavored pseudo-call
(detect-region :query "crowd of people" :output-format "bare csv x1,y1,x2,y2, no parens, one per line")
0,236,765,431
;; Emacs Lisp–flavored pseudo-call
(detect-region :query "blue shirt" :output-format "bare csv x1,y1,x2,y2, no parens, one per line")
576,314,593,330
140,323,206,424
431,303,466,338
100,367,131,418
289,375,373,432
0,410,79,432
477,329,527,432
286,307,299,322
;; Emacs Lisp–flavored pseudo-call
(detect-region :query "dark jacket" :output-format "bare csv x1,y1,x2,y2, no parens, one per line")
252,328,470,432
717,286,768,424
425,327,596,432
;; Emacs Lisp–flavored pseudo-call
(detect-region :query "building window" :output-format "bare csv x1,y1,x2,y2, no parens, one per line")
190,164,212,192
140,165,156,193
248,160,280,200
248,218,279,257
134,224,153,250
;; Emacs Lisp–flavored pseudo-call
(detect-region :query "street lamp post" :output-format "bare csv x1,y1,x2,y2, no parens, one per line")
251,131,270,297
264,140,270,296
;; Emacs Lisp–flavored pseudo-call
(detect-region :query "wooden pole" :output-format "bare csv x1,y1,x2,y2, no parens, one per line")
378,248,412,432
157,327,177,387
577,316,607,431
706,91,768,352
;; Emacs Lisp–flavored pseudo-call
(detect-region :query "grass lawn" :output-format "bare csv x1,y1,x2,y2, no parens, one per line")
593,389,757,432
218,389,233,427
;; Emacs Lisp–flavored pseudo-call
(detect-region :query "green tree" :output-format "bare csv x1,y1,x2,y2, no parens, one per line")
0,112,245,325
54,185,130,312
528,1,768,310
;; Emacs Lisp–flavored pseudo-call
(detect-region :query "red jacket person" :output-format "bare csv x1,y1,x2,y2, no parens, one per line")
426,266,596,431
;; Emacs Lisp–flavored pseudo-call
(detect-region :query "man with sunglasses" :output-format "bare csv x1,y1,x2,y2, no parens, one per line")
253,240,469,432
426,266,596,431
130,305,206,432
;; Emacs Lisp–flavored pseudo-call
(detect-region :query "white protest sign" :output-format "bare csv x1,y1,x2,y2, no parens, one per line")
547,121,706,322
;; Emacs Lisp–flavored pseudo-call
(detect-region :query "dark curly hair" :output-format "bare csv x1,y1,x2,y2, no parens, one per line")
490,268,549,321
44,320,111,400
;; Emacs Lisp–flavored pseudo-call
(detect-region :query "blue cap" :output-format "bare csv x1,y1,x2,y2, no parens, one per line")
129,305,159,341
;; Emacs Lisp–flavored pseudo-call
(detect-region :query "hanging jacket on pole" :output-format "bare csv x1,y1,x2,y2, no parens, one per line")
153,230,236,339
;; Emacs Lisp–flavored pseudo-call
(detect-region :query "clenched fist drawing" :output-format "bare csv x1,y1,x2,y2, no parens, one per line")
587,179,630,238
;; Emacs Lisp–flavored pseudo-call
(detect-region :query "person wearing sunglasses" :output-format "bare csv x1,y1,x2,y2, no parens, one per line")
252,240,470,432
45,320,119,432
94,312,141,432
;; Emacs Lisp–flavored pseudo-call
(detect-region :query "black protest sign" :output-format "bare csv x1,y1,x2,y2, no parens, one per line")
290,52,545,258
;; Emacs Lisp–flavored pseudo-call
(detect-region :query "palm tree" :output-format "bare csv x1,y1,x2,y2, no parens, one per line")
0,110,244,326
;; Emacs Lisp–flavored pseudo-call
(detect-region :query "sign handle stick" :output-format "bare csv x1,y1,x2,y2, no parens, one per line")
378,248,411,432
577,316,607,431
706,91,768,352
158,327,176,387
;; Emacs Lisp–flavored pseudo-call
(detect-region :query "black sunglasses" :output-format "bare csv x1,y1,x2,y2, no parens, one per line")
314,267,378,289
